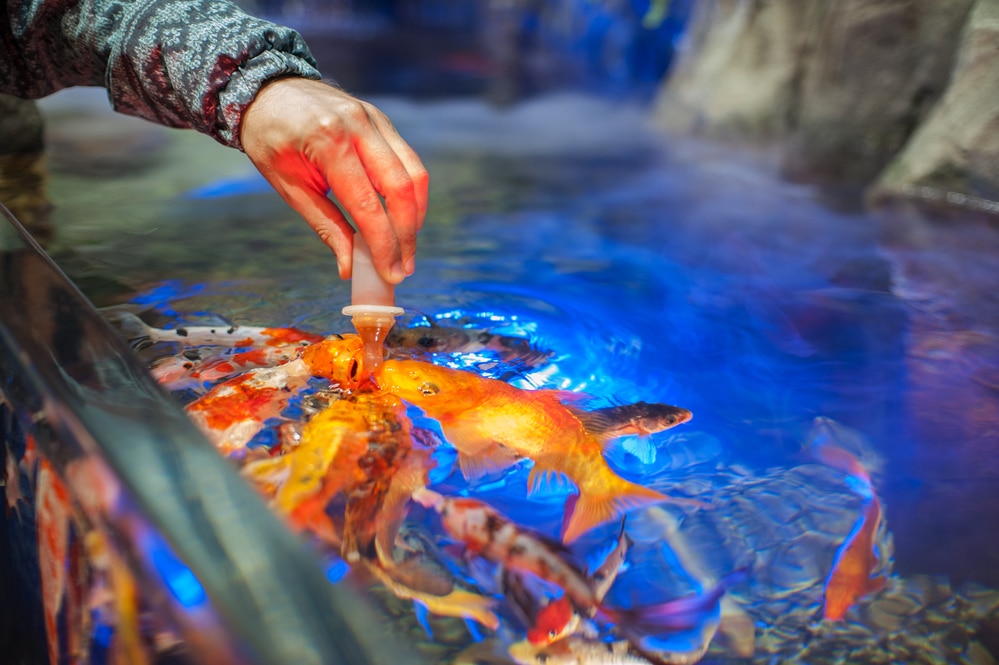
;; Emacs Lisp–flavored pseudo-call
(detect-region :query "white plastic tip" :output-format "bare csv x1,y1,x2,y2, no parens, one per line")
342,305,405,318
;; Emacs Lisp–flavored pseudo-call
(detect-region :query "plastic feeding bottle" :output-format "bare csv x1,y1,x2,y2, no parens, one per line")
341,234,404,384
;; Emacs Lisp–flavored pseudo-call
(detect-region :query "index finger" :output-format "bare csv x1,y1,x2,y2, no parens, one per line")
323,147,406,284
360,114,428,276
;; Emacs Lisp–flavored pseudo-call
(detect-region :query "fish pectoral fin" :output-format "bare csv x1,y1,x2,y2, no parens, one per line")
375,453,435,566
458,444,521,482
867,574,888,596
526,461,573,496
241,455,290,493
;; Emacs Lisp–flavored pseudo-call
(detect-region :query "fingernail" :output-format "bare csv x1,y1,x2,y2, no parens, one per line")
404,257,415,276
389,261,406,283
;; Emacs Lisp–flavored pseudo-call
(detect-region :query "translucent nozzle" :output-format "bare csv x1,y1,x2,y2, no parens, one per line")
343,234,403,384
346,233,401,310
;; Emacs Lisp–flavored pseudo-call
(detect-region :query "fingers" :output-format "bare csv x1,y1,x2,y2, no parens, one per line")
322,123,411,283
241,79,429,283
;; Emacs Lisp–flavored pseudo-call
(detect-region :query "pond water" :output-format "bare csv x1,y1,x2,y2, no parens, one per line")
37,83,999,663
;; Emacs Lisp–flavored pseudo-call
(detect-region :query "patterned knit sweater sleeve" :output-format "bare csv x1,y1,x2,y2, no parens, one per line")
1,0,323,149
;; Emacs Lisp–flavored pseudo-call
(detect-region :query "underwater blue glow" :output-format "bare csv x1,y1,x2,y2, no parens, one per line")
183,173,270,199
131,280,207,318
148,535,207,609
414,602,434,639
93,620,114,648
324,558,350,583
845,474,874,500
464,618,485,642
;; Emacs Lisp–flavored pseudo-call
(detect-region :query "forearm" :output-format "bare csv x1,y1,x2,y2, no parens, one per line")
1,0,323,148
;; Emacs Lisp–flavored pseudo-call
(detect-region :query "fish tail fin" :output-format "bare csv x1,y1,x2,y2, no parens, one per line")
602,568,747,631
102,309,154,351
561,480,667,544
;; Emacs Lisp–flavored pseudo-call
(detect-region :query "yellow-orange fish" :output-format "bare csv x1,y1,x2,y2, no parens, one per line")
378,360,692,543
824,495,886,621
186,335,364,455
810,420,889,621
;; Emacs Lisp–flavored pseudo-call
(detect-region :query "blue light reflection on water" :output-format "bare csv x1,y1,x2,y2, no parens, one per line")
145,530,208,609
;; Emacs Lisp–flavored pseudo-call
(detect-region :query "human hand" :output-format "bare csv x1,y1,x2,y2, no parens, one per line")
240,78,428,282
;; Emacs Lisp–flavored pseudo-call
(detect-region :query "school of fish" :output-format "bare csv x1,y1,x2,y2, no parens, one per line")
11,312,902,664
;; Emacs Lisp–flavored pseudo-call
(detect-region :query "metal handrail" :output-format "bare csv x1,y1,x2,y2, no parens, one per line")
0,203,422,665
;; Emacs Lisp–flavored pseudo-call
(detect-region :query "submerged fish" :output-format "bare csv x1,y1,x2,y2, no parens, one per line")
509,637,649,665
186,358,313,455
151,343,310,392
110,311,324,350
599,570,748,647
640,507,755,659
810,422,889,621
415,488,601,613
242,394,370,533
366,524,500,633
185,335,365,455
364,559,500,633
37,459,71,665
578,402,693,440
525,523,631,646
824,495,886,621
387,323,554,368
379,361,694,543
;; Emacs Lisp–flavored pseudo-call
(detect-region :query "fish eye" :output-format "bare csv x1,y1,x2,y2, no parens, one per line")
417,336,435,348
419,382,440,396
349,360,358,379
548,629,557,639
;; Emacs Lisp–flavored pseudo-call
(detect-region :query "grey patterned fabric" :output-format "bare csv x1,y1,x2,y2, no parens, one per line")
0,0,324,149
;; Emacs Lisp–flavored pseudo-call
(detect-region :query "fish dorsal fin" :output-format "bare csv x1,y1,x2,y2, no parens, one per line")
568,408,619,441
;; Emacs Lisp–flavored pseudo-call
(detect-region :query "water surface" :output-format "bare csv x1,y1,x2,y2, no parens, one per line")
39,88,999,663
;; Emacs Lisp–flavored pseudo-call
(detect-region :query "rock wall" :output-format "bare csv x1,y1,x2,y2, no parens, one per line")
871,0,999,209
653,0,999,209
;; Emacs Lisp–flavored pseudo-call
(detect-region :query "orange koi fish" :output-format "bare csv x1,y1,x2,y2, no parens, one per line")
810,420,888,621
378,360,692,543
185,334,364,455
300,333,365,390
338,393,429,563
37,459,71,665
241,394,370,536
186,358,313,455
